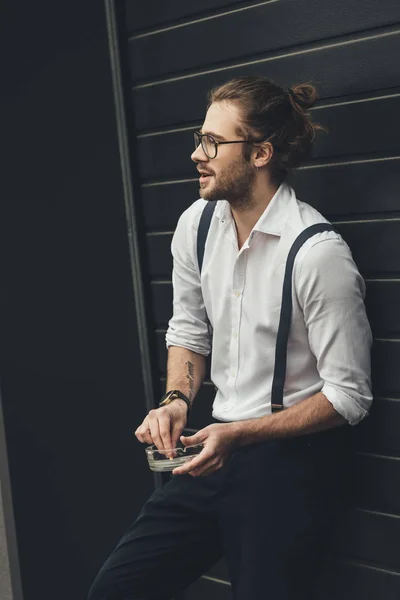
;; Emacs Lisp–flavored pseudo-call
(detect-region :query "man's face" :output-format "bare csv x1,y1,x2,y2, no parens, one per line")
191,101,256,208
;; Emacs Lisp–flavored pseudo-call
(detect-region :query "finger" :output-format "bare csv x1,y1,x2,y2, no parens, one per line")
171,422,185,451
135,418,153,444
136,431,153,445
147,410,164,451
157,412,174,456
190,459,222,478
190,464,216,477
148,410,175,457
180,429,207,448
172,449,212,476
142,430,154,445
175,456,214,477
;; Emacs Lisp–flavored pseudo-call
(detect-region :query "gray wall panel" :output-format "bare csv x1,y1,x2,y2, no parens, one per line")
133,30,400,131
130,0,400,81
355,453,400,515
126,0,247,33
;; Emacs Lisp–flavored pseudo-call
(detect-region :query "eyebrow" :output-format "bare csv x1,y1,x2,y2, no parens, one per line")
200,130,227,141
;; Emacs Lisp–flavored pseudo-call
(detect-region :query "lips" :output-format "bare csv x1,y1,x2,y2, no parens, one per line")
197,164,214,176
199,173,212,186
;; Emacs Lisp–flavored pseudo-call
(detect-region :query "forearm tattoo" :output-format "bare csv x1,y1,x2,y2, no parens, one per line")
186,361,195,403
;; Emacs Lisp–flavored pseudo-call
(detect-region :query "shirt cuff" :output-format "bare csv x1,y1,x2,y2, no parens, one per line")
322,383,370,426
165,333,211,356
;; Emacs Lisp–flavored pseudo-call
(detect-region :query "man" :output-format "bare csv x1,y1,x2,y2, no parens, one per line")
88,76,372,600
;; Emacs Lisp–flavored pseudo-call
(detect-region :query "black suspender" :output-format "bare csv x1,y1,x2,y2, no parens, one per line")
270,223,335,412
196,201,335,413
197,201,216,274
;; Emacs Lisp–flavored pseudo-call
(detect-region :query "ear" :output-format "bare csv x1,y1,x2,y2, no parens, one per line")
253,141,273,169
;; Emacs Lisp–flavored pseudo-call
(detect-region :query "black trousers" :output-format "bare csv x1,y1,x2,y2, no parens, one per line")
88,423,351,600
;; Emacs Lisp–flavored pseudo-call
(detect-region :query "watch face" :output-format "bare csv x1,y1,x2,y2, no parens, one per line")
161,392,175,405
160,391,184,407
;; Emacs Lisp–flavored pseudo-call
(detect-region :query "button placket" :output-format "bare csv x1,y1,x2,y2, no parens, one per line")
223,254,245,411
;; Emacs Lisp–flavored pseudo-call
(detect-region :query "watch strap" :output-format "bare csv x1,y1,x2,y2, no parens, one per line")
159,390,191,413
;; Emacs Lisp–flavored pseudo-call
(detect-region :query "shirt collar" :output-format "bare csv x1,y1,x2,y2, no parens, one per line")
214,182,295,237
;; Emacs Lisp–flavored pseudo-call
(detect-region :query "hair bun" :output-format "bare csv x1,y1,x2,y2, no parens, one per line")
289,83,318,110
208,76,325,184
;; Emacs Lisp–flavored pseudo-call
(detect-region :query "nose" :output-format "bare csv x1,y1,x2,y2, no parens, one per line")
191,141,209,163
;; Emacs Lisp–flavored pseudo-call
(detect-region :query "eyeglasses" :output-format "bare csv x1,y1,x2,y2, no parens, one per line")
193,131,254,159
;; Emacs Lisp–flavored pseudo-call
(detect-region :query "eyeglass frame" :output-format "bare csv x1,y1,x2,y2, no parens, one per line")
193,130,264,159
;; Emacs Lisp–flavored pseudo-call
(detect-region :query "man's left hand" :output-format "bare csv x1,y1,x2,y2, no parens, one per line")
172,422,239,477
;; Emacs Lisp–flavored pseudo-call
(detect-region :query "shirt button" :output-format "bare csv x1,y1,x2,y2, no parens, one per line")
235,291,241,297
231,370,236,377
232,332,238,339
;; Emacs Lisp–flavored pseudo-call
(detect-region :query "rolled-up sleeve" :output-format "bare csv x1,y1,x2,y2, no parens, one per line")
296,237,373,425
165,206,211,356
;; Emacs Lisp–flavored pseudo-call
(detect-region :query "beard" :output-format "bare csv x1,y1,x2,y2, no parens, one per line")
199,155,256,211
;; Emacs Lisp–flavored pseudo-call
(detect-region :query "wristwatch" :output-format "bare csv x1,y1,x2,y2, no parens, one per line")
159,390,191,413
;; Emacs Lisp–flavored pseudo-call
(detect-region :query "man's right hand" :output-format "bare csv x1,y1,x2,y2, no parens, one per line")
135,399,189,456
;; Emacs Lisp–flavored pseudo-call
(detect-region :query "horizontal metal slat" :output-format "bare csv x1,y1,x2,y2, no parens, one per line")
355,398,400,457
365,280,400,337
352,453,400,516
132,30,400,131
125,0,247,34
129,0,400,81
315,559,400,600
332,509,400,571
182,575,232,599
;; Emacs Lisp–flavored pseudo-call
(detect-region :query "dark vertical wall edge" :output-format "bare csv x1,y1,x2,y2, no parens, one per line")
103,0,161,487
0,389,23,600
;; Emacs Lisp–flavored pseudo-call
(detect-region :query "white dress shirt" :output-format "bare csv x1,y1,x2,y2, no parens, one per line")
166,183,372,426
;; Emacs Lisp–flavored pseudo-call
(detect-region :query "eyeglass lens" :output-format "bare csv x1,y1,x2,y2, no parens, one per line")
194,132,217,159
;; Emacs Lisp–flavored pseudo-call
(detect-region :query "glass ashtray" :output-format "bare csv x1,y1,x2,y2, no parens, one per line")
145,443,204,472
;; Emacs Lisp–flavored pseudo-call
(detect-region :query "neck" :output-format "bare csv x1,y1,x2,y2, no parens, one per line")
231,174,279,244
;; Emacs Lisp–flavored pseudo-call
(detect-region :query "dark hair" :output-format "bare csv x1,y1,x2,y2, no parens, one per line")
208,76,325,185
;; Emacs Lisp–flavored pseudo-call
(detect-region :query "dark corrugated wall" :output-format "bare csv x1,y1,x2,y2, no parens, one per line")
121,1,400,598
1,1,154,599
